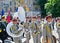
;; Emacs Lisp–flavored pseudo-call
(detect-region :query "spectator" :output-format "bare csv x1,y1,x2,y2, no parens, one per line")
6,10,12,23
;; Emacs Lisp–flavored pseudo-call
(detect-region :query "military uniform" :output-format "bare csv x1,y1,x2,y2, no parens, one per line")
30,16,38,43
6,17,23,43
37,15,42,43
0,16,9,43
43,15,55,43
23,16,31,43
56,17,60,42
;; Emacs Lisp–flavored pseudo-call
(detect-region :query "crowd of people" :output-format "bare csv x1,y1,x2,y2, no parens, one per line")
0,13,60,43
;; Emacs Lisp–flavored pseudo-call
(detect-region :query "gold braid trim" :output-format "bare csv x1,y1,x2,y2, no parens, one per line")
46,25,51,33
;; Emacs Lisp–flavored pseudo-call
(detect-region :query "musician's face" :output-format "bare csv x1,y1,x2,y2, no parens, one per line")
13,20,18,24
38,18,40,21
32,18,36,22
26,18,30,22
47,18,52,22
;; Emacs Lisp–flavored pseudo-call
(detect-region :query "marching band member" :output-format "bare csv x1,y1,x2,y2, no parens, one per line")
30,16,37,43
55,17,60,43
0,16,8,43
43,15,55,43
23,16,31,43
6,17,24,43
37,15,42,43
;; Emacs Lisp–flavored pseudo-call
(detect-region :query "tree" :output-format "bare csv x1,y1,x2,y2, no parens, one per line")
37,0,47,18
45,0,60,17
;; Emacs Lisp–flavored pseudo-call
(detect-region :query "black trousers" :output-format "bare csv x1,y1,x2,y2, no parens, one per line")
0,31,13,43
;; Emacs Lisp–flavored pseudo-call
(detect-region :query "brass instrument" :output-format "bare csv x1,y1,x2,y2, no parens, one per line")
23,23,29,29
7,24,24,37
37,23,41,29
10,25,23,35
31,22,38,37
56,22,60,29
37,23,41,34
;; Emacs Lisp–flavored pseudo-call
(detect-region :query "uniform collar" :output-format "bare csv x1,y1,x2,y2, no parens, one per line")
47,21,52,24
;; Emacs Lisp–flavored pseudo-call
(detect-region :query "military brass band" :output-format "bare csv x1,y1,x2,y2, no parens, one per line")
5,14,60,43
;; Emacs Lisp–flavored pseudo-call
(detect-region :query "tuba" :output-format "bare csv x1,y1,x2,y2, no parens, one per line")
7,24,24,37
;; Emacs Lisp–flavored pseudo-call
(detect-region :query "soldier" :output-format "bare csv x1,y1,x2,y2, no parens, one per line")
30,16,38,43
37,15,42,43
55,17,60,42
23,16,31,43
0,16,8,43
43,15,55,43
6,17,24,43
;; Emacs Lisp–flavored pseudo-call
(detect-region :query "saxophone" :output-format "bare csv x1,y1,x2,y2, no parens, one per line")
31,22,38,36
37,23,41,34
23,23,29,29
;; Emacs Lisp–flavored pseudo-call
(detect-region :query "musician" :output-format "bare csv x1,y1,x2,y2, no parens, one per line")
55,17,60,42
30,16,38,43
23,16,31,43
37,15,42,43
6,17,23,43
0,16,8,43
43,15,55,43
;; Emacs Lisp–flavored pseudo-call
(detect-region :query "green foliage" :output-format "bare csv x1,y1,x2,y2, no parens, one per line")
45,0,60,17
37,0,47,18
